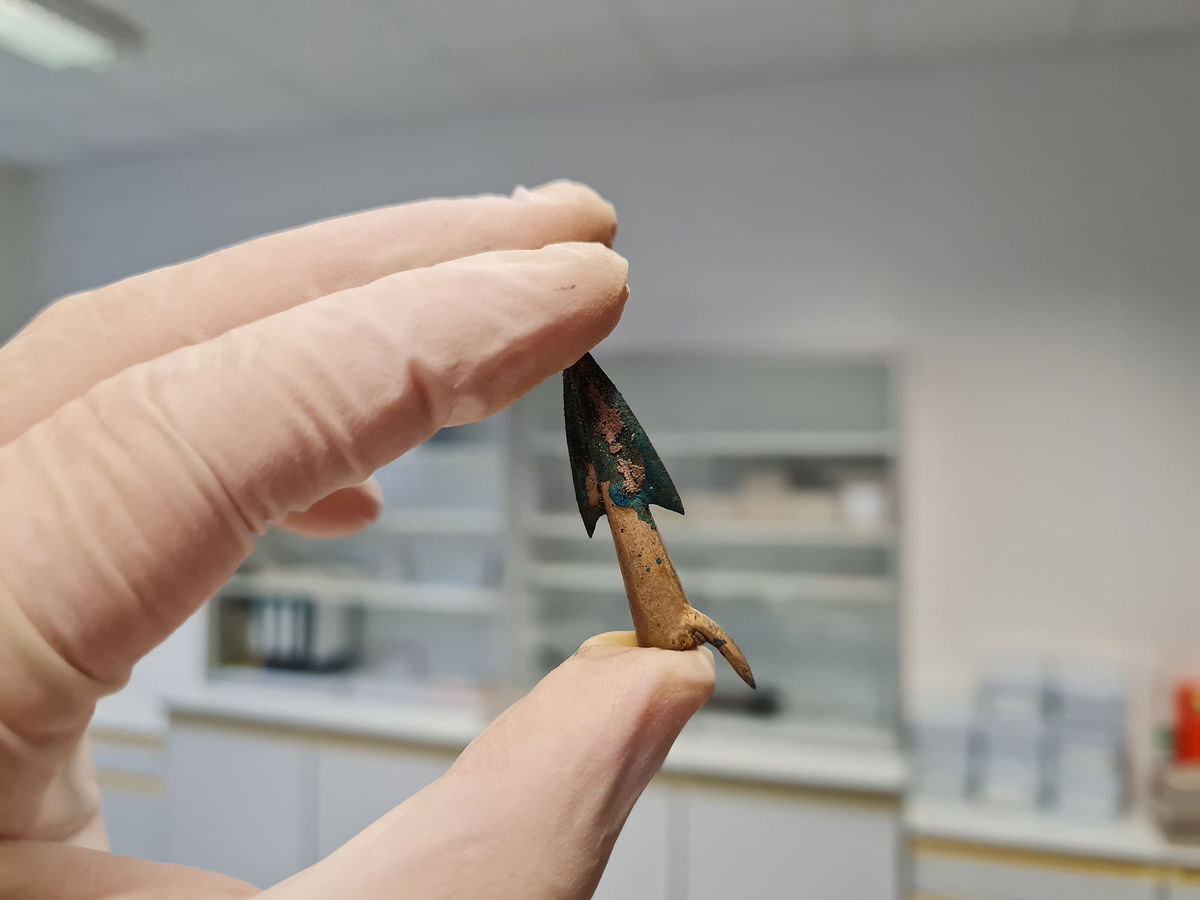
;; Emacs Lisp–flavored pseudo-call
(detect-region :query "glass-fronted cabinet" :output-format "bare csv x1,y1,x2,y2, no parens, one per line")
509,354,901,746
210,418,507,712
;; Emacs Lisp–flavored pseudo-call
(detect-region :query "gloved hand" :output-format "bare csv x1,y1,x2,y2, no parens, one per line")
0,181,715,899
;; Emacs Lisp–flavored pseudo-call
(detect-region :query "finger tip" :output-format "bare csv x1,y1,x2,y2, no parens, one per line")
425,241,630,428
526,178,599,203
682,645,718,696
541,243,629,344
552,241,629,284
580,630,639,649
524,180,618,244
573,635,715,708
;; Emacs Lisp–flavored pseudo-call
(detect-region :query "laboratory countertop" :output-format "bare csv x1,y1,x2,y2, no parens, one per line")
665,728,905,794
91,686,1200,870
154,681,907,795
92,691,169,739
907,796,1200,870
165,683,488,750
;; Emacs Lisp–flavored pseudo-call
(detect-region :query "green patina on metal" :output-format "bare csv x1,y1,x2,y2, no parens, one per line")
562,353,683,538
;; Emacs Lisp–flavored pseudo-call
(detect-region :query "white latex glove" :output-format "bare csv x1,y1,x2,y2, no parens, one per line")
0,181,715,898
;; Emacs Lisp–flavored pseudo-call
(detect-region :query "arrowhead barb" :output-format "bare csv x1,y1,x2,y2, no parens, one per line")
562,353,684,537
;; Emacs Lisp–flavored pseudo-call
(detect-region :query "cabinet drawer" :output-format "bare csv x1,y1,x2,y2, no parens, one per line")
167,721,314,887
911,838,1159,900
100,778,167,861
686,781,900,900
1168,869,1200,900
315,740,454,857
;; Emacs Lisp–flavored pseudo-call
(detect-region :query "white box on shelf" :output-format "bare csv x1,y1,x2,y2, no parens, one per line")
979,717,1045,757
977,718,1047,808
1047,658,1129,728
1054,785,1124,820
1052,730,1124,773
977,657,1046,725
911,691,977,800
979,756,1043,807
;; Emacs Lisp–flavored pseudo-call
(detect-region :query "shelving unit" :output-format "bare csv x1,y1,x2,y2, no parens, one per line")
530,429,899,457
526,512,895,547
526,562,894,604
210,420,508,699
225,571,499,615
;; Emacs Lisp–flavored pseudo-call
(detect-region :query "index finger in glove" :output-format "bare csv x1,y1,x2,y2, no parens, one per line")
1,242,627,691
0,181,617,442
0,241,626,847
0,182,617,540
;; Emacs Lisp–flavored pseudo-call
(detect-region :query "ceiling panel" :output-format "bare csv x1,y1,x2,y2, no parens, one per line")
0,113,76,165
46,95,204,156
3,0,1200,166
1087,0,1200,37
160,0,485,118
0,49,130,117
455,32,658,105
398,0,657,104
625,0,857,86
395,0,627,49
0,0,329,161
861,0,1084,63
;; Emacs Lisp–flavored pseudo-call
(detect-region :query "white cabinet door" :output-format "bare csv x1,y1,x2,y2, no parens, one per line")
1169,873,1200,900
100,777,167,861
167,721,316,888
593,782,673,900
92,730,168,861
314,741,454,858
684,784,900,900
913,844,1159,900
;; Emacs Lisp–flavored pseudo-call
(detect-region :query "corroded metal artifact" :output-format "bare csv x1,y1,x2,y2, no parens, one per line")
563,354,755,688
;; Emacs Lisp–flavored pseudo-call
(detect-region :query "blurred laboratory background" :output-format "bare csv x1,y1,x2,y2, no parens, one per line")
2,1,1200,897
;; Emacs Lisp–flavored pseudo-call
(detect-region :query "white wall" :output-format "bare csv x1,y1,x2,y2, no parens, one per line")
28,46,1200,710
0,167,37,340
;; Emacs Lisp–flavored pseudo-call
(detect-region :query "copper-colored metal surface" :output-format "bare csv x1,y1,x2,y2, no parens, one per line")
601,484,756,687
563,354,756,688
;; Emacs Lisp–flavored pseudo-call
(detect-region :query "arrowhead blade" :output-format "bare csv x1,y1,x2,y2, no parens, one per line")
562,353,684,537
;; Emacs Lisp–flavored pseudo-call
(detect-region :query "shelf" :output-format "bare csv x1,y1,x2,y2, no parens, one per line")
91,691,168,739
208,665,487,706
166,682,487,750
532,429,897,458
222,570,498,614
372,508,502,536
526,562,894,604
527,513,894,547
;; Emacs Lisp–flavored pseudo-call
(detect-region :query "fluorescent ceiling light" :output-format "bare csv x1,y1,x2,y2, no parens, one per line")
0,0,138,70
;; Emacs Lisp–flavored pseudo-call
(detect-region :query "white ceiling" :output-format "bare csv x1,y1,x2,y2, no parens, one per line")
2,0,1199,166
